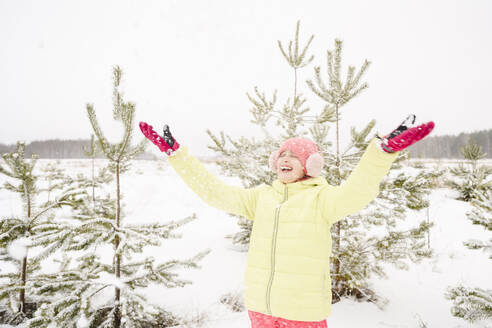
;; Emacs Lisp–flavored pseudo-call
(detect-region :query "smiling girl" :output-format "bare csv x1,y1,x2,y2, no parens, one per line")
139,115,434,328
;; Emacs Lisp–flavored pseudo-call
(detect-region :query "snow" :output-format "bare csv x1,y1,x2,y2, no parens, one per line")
94,273,127,290
0,159,491,327
76,315,90,328
7,237,30,261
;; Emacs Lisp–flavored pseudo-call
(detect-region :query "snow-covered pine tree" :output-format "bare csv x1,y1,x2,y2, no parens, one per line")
445,140,491,323
207,21,433,303
23,139,114,327
447,137,492,202
0,142,82,325
300,35,434,302
445,187,492,322
446,286,492,323
26,66,209,328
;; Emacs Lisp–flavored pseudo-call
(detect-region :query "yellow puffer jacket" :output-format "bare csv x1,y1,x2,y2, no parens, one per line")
168,138,398,322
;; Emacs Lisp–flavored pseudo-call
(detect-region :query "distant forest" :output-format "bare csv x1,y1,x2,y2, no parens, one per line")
0,129,491,159
0,139,156,159
406,128,492,159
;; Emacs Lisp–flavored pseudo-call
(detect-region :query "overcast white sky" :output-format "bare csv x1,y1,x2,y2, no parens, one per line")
1,0,491,155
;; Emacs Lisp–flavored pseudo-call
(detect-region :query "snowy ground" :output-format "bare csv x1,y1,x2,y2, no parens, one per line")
0,158,491,328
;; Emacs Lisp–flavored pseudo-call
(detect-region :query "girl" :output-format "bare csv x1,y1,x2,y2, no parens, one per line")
139,115,434,328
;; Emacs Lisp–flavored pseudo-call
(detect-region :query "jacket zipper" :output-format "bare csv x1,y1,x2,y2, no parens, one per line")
266,184,288,315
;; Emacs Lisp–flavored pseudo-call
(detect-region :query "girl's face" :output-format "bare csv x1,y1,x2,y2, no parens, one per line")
276,150,305,183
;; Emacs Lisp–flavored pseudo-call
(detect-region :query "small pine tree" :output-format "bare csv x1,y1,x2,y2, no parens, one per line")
446,181,492,323
27,66,210,328
208,21,433,304
0,142,82,324
446,286,492,323
447,137,492,202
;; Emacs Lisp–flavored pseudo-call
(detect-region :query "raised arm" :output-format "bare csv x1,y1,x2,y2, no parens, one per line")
139,122,258,220
322,138,398,224
322,114,434,224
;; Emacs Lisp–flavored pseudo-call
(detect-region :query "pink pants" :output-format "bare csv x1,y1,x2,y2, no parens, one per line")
248,310,327,328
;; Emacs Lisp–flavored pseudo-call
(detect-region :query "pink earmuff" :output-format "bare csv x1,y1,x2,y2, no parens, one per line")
305,152,324,177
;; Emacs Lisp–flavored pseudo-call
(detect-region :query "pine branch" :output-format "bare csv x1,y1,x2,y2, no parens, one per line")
206,130,229,155
446,285,492,322
307,40,370,108
28,188,85,227
246,87,277,126
124,138,147,160
83,134,99,158
278,20,315,69
86,104,113,160
112,65,123,120
124,214,196,239
333,39,342,88
0,218,27,245
116,102,135,162
124,250,210,289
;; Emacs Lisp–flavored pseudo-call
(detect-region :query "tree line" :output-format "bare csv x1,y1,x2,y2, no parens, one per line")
0,139,156,159
407,128,492,159
1,129,491,159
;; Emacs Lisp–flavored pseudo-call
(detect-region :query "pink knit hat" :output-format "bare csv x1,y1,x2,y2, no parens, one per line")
269,138,324,177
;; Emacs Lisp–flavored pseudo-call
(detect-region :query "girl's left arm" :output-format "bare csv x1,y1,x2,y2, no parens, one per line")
138,122,259,220
321,137,398,224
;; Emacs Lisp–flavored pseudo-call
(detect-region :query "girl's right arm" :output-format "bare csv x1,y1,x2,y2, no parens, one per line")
168,146,258,220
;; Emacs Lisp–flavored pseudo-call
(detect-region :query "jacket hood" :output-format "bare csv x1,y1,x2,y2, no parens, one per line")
272,176,327,195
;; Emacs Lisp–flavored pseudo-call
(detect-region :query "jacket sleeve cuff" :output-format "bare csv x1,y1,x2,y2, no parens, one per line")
368,137,399,162
168,146,184,157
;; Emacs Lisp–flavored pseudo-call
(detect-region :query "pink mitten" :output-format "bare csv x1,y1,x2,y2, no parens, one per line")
379,115,435,153
139,122,180,155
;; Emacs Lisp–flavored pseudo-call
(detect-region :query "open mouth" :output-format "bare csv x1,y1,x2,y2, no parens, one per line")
280,166,293,172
